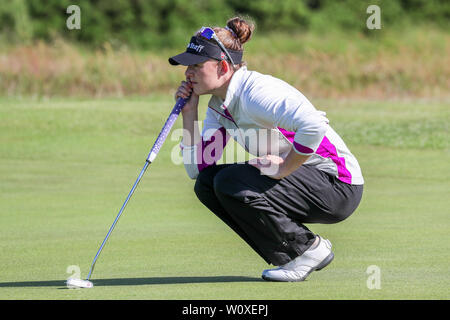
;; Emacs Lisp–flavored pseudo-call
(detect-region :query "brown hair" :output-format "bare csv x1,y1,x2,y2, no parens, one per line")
197,16,255,68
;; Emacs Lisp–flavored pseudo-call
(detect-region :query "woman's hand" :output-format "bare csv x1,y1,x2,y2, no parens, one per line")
249,151,311,180
175,80,199,114
176,80,201,146
249,154,287,180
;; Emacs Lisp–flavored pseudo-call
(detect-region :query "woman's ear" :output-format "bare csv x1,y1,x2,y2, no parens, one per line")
219,60,228,74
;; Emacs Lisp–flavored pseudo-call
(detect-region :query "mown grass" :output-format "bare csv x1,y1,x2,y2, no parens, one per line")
318,99,449,150
1,26,448,99
0,96,448,300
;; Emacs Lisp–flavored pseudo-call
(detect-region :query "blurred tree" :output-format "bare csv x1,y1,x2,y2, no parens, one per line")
0,0,33,43
0,0,447,48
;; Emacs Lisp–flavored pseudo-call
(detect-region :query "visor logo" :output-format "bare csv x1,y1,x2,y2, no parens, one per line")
187,43,205,53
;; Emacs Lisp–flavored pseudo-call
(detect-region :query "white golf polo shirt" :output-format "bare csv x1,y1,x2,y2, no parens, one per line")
180,66,364,185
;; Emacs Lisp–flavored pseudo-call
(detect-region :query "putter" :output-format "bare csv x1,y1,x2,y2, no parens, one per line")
67,97,187,289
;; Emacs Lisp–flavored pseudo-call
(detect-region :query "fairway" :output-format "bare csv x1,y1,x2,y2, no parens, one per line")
0,96,448,300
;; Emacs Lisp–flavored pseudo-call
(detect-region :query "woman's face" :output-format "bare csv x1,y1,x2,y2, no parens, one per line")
184,59,222,96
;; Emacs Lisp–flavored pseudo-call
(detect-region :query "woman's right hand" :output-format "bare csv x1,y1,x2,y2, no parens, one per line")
175,80,199,113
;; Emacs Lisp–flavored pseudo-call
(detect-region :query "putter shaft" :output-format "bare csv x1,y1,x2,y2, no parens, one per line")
86,160,150,281
85,97,187,281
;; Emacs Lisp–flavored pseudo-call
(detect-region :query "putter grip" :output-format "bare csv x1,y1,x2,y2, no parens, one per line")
146,97,187,162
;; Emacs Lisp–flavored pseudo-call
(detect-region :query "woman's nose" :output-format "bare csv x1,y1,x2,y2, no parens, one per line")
185,66,194,78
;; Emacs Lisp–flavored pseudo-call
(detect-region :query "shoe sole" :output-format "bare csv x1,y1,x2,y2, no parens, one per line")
261,252,334,282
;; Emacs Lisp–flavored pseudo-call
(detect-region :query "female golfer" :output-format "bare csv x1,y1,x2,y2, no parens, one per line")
170,17,364,282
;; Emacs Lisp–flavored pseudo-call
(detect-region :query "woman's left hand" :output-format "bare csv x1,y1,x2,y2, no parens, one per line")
249,151,311,180
249,154,287,180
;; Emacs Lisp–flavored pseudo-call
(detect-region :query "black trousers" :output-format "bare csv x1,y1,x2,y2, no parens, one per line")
194,163,363,266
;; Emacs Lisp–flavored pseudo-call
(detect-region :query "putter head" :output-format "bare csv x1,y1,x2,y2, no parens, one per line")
66,278,94,289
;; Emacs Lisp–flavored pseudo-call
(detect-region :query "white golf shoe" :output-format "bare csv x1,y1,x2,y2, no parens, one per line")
262,235,334,282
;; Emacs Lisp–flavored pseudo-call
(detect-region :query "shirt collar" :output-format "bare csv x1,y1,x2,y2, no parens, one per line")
223,66,247,108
